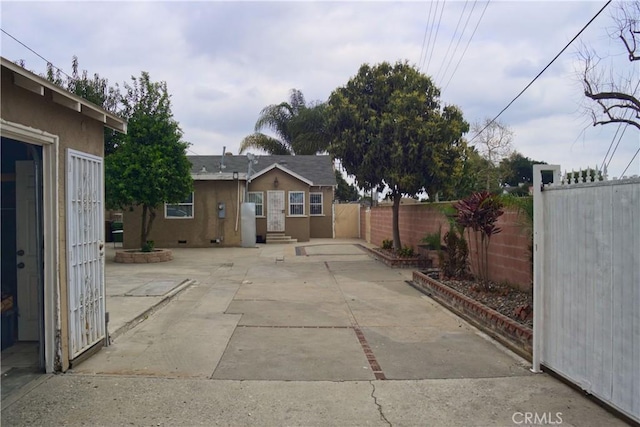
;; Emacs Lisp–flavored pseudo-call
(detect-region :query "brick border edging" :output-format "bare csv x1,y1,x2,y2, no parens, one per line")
358,244,426,269
412,271,533,361
114,249,173,263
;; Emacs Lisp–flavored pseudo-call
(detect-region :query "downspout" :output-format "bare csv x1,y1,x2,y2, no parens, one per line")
235,177,240,232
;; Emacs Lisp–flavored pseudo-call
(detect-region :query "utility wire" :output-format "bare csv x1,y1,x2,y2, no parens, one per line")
599,78,639,171
442,0,490,93
467,0,612,143
437,0,478,88
424,0,447,75
1,28,73,81
421,1,439,71
434,0,470,85
619,145,640,177
604,124,628,171
418,2,435,69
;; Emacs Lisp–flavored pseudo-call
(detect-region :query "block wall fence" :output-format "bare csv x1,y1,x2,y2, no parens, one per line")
360,203,532,290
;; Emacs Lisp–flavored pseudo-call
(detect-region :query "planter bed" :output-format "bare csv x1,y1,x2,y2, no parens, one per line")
358,245,427,268
412,270,533,361
114,249,173,264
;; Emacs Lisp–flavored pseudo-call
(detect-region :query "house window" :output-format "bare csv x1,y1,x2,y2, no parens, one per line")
289,191,305,216
247,192,264,217
310,192,323,215
165,192,194,218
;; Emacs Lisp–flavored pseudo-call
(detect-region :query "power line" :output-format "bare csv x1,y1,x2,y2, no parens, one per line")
1,28,73,81
433,0,471,86
599,78,639,171
467,0,612,144
421,1,439,71
418,2,435,69
441,0,490,93
437,0,478,88
604,124,628,171
619,145,640,177
424,0,447,75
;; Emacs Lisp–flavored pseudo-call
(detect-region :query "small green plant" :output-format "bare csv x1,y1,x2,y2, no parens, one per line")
439,228,468,278
141,240,155,252
421,226,442,250
397,245,415,258
381,239,393,250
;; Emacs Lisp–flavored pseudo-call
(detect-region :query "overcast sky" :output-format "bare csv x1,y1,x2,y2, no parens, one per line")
2,1,638,179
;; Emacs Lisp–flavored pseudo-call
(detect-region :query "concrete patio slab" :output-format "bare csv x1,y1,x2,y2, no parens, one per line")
374,376,629,427
227,300,353,327
212,327,374,381
74,296,241,378
362,326,531,380
125,279,184,296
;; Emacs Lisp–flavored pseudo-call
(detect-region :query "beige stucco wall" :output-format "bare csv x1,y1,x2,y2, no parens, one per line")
309,186,334,238
2,70,105,371
122,180,243,248
249,170,310,242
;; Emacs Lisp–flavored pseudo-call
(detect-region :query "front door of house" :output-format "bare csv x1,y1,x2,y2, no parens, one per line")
66,149,106,359
267,190,285,232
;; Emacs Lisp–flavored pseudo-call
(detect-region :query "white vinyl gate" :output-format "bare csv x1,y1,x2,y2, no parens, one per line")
532,165,640,423
66,149,106,358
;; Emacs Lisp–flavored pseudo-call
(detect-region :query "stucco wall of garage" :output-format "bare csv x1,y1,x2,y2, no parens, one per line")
122,180,243,248
1,70,105,371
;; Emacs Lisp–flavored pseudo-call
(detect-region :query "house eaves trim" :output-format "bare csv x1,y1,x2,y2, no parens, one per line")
192,172,248,181
251,163,313,185
1,57,127,134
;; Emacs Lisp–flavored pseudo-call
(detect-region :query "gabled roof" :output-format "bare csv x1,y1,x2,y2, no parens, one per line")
251,163,313,185
188,155,337,186
1,57,127,133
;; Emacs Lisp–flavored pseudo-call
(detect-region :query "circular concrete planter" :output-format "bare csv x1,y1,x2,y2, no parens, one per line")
114,249,173,264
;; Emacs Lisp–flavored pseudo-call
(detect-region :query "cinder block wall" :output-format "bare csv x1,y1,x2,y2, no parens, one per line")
366,204,532,290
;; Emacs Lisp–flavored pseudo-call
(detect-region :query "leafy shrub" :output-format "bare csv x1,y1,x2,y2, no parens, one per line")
381,239,393,250
397,245,415,258
142,240,155,252
454,191,504,288
421,226,442,250
439,229,468,278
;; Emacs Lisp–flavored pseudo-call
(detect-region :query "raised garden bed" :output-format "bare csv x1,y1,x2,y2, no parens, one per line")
359,245,427,268
114,249,173,264
412,270,533,361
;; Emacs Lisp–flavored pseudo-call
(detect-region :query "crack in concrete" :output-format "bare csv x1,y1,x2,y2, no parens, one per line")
369,380,391,426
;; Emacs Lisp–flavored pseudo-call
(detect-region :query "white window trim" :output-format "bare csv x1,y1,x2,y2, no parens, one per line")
288,191,305,217
165,192,194,219
310,192,323,216
248,191,265,217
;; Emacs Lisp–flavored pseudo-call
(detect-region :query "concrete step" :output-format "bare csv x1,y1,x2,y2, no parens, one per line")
266,233,297,244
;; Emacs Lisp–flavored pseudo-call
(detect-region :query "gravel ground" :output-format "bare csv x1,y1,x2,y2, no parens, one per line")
429,275,533,328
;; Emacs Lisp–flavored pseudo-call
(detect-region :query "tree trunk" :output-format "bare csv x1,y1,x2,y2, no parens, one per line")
392,191,402,251
140,204,157,249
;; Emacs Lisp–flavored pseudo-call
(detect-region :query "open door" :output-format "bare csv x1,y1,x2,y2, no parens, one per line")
15,161,40,342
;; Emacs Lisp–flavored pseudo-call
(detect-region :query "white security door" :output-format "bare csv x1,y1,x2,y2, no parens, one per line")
66,149,105,358
15,161,40,341
267,191,285,232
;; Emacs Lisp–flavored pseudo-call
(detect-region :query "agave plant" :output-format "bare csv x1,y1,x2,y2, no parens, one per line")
453,191,504,288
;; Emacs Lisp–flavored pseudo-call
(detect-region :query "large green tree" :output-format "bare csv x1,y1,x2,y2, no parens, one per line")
105,72,192,249
240,89,329,155
328,61,469,250
43,56,124,155
334,170,360,202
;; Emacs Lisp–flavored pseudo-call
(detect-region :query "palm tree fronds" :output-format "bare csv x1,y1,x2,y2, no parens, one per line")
239,133,292,155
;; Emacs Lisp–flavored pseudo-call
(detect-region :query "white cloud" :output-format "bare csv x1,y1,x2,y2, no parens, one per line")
1,0,637,177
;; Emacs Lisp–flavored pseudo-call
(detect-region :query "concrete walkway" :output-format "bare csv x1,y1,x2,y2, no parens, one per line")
1,240,627,426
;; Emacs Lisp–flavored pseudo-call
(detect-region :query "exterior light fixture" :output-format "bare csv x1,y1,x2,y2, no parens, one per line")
274,176,279,188
232,171,239,180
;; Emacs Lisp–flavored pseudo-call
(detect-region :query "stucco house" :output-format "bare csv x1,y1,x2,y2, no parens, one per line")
1,57,127,372
122,155,337,248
